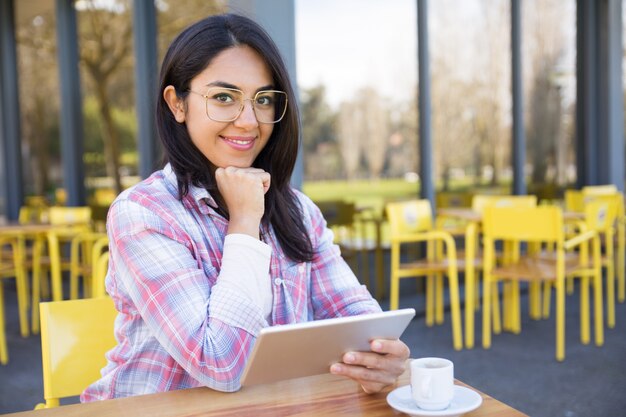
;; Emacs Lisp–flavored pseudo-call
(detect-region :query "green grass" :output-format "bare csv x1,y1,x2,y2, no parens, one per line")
302,178,419,214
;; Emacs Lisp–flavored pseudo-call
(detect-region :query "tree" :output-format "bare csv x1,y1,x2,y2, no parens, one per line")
16,12,60,197
300,85,341,180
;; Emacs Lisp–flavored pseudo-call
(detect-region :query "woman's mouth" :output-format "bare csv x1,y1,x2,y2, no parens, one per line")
221,136,256,151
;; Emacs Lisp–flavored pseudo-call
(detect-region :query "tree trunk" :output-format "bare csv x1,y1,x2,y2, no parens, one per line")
95,81,123,194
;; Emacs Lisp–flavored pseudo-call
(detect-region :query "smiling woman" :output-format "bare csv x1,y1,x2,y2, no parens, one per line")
80,12,409,403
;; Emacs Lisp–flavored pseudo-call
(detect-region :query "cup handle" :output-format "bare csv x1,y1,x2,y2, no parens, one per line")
420,376,432,399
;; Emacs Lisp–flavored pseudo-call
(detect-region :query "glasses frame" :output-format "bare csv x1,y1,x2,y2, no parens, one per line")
188,87,288,124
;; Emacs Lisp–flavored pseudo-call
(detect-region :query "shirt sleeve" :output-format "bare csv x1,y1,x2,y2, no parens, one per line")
218,233,272,318
106,198,266,392
298,194,383,319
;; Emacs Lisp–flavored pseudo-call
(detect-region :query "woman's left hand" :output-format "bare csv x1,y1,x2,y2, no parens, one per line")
329,339,410,393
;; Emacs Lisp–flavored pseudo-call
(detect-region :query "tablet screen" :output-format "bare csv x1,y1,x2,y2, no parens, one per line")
240,308,415,386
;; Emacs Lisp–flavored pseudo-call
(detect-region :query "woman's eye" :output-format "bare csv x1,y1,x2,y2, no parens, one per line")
212,93,235,104
256,95,274,106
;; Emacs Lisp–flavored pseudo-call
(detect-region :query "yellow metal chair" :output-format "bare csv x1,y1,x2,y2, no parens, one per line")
0,234,29,344
447,194,538,348
481,205,603,361
582,186,625,305
31,207,93,334
386,199,463,350
92,249,110,298
35,297,117,408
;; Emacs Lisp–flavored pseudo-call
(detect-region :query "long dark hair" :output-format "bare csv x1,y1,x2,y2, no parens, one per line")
156,13,313,263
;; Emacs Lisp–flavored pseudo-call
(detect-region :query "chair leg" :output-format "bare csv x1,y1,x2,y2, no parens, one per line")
579,275,590,345
0,283,8,364
389,272,400,311
447,268,463,351
425,275,435,326
492,282,501,334
618,222,625,302
464,264,475,349
542,281,552,319
12,240,29,338
435,274,444,325
593,236,605,347
556,279,565,362
606,256,615,329
529,281,541,320
482,272,492,349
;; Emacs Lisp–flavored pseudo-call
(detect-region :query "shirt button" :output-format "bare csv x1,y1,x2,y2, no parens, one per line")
298,265,305,273
274,278,283,286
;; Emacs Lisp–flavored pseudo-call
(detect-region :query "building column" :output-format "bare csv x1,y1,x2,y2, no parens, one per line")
511,0,525,195
56,0,86,205
0,0,23,220
576,0,624,190
133,0,159,179
228,0,302,189
417,0,434,207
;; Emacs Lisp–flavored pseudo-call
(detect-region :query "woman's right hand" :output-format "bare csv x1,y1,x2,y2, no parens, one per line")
215,166,271,239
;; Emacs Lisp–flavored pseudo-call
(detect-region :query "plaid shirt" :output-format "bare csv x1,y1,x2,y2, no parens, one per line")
82,164,381,401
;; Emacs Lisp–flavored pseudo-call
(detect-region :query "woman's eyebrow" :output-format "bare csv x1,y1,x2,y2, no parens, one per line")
205,81,276,92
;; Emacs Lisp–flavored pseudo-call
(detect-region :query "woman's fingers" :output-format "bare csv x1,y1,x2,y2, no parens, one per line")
329,339,410,394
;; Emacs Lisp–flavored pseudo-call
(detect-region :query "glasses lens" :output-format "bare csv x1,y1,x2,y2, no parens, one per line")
253,90,288,123
204,87,244,122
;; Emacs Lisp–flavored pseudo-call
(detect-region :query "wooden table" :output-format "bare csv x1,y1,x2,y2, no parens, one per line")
5,370,528,417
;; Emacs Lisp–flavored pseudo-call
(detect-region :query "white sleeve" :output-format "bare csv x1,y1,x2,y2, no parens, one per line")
216,233,272,317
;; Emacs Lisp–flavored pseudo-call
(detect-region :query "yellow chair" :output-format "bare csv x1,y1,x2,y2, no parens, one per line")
386,199,463,350
31,207,93,334
0,234,29,343
0,282,6,364
450,194,538,347
92,249,110,298
582,186,625,305
35,297,117,408
481,205,603,361
69,232,107,299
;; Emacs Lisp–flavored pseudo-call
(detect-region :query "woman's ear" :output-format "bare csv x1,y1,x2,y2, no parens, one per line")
163,85,186,123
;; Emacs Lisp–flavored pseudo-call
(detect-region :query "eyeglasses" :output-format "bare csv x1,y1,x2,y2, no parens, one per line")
188,87,288,124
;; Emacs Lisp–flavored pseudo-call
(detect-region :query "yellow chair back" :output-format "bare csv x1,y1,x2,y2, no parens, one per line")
386,199,434,236
48,207,92,226
582,184,618,196
482,205,563,243
584,197,618,233
564,189,585,212
471,195,537,214
36,297,117,408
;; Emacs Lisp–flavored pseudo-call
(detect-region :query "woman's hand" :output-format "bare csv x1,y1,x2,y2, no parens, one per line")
215,166,271,239
329,339,410,394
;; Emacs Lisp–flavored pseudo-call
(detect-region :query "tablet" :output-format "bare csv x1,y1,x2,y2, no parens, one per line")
240,308,415,386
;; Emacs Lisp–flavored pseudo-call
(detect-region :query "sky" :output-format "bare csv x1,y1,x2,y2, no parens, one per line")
295,0,418,108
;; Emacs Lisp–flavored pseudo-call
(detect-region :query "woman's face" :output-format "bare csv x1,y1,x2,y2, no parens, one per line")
168,45,275,168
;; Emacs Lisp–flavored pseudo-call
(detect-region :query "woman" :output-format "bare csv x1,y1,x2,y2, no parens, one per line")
82,13,409,401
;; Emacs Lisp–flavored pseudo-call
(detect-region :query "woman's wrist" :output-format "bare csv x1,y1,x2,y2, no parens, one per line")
227,216,262,239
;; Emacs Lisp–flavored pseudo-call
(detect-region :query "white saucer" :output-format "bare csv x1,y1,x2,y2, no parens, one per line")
386,385,482,417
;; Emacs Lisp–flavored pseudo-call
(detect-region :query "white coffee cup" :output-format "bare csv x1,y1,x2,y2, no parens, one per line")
410,357,454,410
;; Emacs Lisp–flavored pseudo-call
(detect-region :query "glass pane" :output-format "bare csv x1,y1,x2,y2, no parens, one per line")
16,0,60,204
523,0,576,201
430,0,511,196
297,0,419,210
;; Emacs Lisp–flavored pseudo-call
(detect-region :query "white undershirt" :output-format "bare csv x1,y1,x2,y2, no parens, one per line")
217,233,273,322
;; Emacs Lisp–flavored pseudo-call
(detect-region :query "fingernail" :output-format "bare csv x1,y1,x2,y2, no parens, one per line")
345,353,355,363
331,364,342,373
372,341,382,351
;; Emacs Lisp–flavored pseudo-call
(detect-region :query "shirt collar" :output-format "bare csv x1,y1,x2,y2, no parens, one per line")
163,163,218,209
